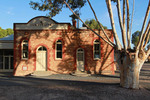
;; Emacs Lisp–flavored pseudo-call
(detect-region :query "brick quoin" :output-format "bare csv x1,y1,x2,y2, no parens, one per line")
13,16,115,76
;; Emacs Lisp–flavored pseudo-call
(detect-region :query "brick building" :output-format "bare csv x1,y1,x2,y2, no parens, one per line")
13,16,115,76
0,35,14,71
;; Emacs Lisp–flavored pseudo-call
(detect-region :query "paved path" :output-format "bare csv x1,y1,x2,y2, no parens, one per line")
139,63,150,90
0,63,149,100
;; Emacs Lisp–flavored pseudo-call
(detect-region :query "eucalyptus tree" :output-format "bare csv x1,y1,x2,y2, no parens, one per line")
0,27,14,38
132,31,150,48
83,19,107,29
30,0,150,89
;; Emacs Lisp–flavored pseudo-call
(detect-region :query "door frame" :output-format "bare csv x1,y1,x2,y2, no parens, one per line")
36,46,47,71
76,48,85,72
3,55,13,71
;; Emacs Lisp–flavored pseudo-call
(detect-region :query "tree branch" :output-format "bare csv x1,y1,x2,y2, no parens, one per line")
122,0,127,50
143,29,150,48
136,1,150,51
129,0,135,44
126,0,131,48
63,1,115,47
141,20,150,48
106,0,122,50
146,46,150,57
87,0,115,46
116,0,127,50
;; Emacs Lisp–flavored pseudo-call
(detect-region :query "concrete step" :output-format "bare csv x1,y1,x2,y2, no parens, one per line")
31,71,52,76
71,71,91,77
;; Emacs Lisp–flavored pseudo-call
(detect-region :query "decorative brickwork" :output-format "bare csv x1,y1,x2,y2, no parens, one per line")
13,16,115,76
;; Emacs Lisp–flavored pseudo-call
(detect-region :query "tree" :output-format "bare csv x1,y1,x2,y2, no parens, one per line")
69,10,80,20
132,31,150,48
83,19,107,29
6,28,14,35
30,0,87,17
132,31,141,47
30,0,150,89
0,27,14,38
69,10,80,28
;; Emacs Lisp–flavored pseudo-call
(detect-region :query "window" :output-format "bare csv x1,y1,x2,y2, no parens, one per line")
0,50,13,70
38,46,47,51
94,40,100,59
22,40,28,59
77,48,84,61
56,40,62,59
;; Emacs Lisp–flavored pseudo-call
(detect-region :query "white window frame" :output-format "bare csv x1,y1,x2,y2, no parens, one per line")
3,56,13,70
93,40,100,60
22,40,28,60
55,40,62,60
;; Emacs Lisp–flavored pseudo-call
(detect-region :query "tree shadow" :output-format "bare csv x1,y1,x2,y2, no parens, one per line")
91,74,120,78
1,76,150,100
13,30,52,75
0,75,120,86
54,29,114,75
13,17,114,76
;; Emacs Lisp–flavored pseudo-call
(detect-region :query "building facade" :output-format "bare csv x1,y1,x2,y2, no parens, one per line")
0,35,14,72
13,16,115,76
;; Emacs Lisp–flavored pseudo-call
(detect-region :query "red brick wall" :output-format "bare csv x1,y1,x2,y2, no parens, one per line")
13,29,114,76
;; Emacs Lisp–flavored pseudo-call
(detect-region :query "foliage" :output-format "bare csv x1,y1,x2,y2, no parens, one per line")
0,27,14,38
30,0,118,17
132,31,150,47
83,19,107,29
69,10,80,20
111,0,122,3
30,0,86,17
131,31,140,47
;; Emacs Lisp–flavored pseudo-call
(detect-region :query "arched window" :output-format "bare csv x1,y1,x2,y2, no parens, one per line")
93,40,100,59
22,40,28,59
56,40,62,59
38,46,47,51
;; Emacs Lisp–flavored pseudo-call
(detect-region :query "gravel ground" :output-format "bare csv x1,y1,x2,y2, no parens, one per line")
0,63,149,100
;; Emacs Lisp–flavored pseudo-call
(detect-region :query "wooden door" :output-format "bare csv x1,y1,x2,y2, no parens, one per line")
36,46,47,71
76,48,84,72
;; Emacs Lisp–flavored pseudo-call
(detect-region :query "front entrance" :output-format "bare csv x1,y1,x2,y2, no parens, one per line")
76,48,85,72
3,56,13,70
0,49,14,71
36,46,47,71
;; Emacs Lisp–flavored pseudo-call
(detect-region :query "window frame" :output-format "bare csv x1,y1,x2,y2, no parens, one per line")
93,39,101,60
21,40,28,60
55,40,63,60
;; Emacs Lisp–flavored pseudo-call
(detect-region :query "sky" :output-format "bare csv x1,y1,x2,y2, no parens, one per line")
0,0,149,47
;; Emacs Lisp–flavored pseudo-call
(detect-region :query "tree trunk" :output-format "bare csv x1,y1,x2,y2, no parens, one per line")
115,51,145,89
120,62,141,89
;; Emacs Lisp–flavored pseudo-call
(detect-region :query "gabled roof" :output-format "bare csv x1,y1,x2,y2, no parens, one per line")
0,34,14,41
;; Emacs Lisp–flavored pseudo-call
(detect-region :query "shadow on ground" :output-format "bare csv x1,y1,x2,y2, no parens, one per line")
0,63,149,100
0,76,150,100
0,75,120,86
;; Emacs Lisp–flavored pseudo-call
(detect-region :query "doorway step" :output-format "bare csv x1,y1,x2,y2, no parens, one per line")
31,71,52,76
71,71,91,77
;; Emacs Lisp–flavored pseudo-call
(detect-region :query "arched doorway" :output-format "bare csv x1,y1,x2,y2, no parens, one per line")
76,48,85,72
36,46,47,71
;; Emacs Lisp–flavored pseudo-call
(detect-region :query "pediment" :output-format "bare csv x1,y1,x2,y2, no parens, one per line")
27,16,56,26
14,16,70,30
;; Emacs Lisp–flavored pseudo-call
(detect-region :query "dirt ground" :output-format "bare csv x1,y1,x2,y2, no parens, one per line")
0,63,150,100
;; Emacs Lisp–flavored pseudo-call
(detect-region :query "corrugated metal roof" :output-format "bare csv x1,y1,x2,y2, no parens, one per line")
0,34,14,41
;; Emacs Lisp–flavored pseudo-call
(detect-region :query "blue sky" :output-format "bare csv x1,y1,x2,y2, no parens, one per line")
0,0,149,47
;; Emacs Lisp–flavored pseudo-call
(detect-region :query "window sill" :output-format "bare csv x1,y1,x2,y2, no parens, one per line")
21,58,28,60
93,58,101,61
55,58,63,61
